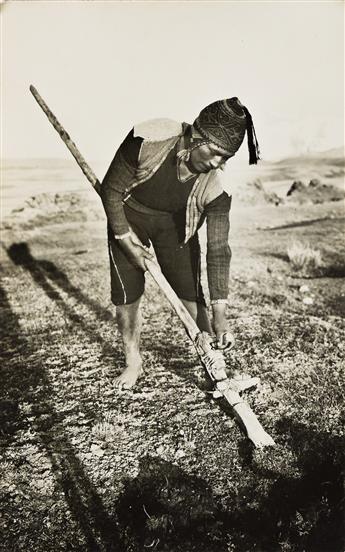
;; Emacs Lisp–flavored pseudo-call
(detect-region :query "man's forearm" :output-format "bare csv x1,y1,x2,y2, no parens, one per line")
206,238,231,303
101,185,130,238
205,199,231,303
212,302,228,330
101,147,137,237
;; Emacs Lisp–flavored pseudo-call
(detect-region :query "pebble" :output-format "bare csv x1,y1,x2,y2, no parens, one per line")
35,479,47,489
90,444,104,457
299,285,310,293
175,449,186,459
303,297,314,305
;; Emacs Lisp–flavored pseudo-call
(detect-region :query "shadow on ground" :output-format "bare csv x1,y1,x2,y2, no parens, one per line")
236,421,345,552
116,455,225,552
7,242,114,322
115,425,344,552
0,278,122,551
261,216,345,232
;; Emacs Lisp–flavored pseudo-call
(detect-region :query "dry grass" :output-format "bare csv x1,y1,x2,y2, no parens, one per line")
287,241,323,272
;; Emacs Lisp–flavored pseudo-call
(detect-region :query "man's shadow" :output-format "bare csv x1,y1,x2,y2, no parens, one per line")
7,241,114,320
6,242,119,360
0,280,122,551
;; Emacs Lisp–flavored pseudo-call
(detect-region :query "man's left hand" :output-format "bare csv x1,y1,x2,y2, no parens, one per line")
212,302,234,350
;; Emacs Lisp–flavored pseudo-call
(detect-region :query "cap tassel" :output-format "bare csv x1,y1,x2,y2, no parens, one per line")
243,106,261,165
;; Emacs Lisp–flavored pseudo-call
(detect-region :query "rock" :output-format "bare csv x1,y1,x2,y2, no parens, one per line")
287,179,344,204
303,297,314,305
175,449,186,459
223,420,235,429
287,181,306,196
35,479,47,489
299,285,310,293
90,444,104,457
80,452,92,460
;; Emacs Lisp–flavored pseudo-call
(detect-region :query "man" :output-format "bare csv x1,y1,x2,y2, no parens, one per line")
101,97,260,389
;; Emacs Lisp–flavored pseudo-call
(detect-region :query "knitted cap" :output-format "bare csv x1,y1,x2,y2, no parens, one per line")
193,97,260,164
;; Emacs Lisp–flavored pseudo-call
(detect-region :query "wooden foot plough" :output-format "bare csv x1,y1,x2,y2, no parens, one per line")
147,260,274,448
29,85,275,448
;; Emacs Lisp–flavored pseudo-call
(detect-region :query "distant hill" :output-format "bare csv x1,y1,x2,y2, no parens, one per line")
276,147,345,167
2,158,76,170
318,146,345,158
232,146,345,194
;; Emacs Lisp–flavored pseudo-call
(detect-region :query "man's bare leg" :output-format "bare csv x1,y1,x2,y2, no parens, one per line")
181,299,212,333
115,296,143,389
115,299,210,389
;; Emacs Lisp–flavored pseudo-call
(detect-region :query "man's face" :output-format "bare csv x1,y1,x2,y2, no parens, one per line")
189,142,233,174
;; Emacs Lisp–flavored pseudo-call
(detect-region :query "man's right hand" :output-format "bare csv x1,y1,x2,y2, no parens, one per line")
119,235,154,272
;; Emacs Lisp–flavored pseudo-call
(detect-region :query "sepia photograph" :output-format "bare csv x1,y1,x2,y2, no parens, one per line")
1,1,344,550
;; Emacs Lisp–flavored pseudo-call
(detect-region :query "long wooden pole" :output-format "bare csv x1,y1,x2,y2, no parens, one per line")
29,85,101,194
30,85,275,448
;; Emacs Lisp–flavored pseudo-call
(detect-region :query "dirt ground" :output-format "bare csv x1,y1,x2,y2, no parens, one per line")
0,158,344,551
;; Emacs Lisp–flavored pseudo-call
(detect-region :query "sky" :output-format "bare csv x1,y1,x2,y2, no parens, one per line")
1,0,344,167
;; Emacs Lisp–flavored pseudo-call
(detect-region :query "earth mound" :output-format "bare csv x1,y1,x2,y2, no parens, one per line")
2,192,102,230
287,179,344,204
236,179,282,206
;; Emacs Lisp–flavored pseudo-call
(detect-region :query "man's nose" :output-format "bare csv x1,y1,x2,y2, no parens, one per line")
210,156,223,169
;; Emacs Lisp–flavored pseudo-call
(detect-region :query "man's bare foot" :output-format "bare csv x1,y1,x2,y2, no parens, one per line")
115,364,144,390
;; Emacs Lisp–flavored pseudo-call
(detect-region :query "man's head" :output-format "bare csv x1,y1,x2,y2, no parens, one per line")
188,141,234,174
189,97,260,173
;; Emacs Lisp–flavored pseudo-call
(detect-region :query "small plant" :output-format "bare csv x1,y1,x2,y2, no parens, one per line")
91,420,116,442
287,241,322,273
